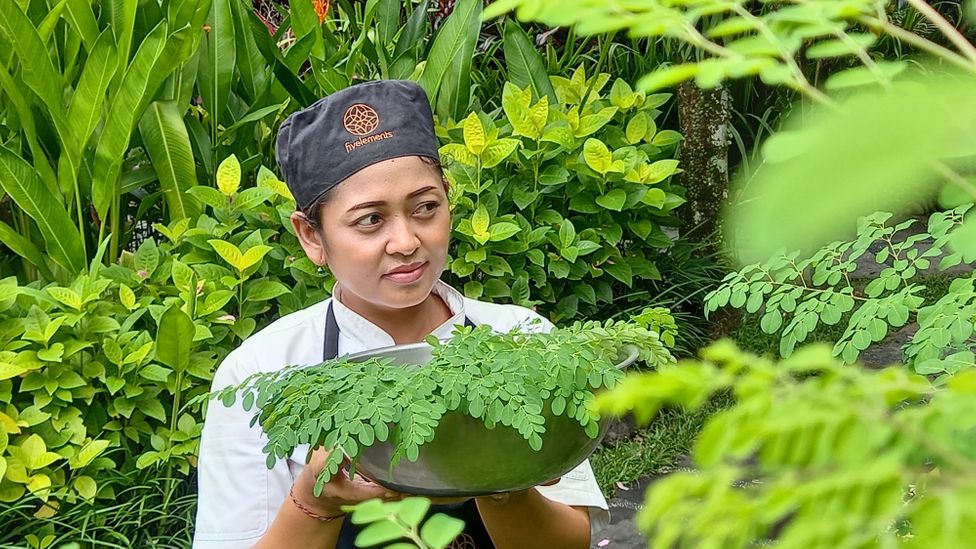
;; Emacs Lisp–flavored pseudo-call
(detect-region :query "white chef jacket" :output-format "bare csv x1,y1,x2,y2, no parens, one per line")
193,280,610,547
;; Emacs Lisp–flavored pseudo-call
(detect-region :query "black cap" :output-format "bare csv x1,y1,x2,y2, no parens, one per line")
276,80,441,210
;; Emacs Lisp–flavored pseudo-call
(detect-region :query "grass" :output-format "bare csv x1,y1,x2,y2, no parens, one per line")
590,393,733,498
0,471,196,549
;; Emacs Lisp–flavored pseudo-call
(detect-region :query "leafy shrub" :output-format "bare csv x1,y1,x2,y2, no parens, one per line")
216,318,673,492
0,158,326,512
704,207,975,379
597,341,976,548
439,67,685,322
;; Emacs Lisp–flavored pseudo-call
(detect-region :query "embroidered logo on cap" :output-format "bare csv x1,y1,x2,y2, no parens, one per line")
342,104,380,136
342,103,394,152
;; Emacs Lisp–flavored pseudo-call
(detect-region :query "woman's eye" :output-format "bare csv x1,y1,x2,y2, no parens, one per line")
416,202,440,215
356,214,382,227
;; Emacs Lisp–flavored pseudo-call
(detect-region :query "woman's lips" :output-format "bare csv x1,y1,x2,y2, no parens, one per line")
384,261,427,284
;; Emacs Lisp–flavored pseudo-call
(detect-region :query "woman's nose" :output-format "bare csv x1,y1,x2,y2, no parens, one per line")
385,216,421,256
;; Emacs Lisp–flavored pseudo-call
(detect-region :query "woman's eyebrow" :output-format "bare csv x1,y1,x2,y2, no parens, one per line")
346,186,437,212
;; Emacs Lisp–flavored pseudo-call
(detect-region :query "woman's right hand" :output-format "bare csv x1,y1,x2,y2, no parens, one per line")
292,447,402,517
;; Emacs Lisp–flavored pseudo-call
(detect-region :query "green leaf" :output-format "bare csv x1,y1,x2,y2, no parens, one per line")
488,222,521,242
503,21,557,103
596,189,627,211
139,101,201,220
139,364,172,383
625,112,648,144
420,513,465,549
644,159,680,184
0,220,55,280
69,440,111,469
216,155,241,197
807,34,877,60
418,0,482,120
825,61,908,91
93,22,190,219
156,306,195,373
559,219,576,248
246,280,290,302
471,205,491,244
760,309,783,333
74,475,97,500
396,497,431,528
356,520,406,547
0,147,85,273
638,64,699,92
609,78,636,110
583,138,612,175
67,29,119,162
651,130,682,147
198,0,236,120
603,260,633,287
481,138,520,168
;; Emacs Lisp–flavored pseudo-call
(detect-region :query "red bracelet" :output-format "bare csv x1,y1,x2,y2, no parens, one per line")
289,485,347,522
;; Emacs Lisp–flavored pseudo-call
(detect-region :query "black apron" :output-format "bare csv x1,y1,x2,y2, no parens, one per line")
324,302,495,549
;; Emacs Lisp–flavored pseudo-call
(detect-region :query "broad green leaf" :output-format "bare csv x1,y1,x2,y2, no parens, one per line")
27,473,52,498
197,0,236,119
0,362,27,381
488,222,521,242
0,147,86,273
74,475,97,500
502,21,557,103
228,0,268,101
139,101,202,220
67,29,119,162
240,245,273,271
575,107,617,138
234,188,276,211
419,0,481,121
626,113,648,145
638,64,699,92
246,280,290,302
20,435,61,471
216,155,242,196
644,159,680,184
481,138,520,168
120,284,137,310
420,513,465,548
0,220,55,281
651,130,683,147
807,33,877,60
439,143,477,166
583,138,612,175
825,61,908,91
47,287,82,310
93,22,190,219
609,78,636,109
63,0,99,49
462,113,487,155
595,189,627,211
396,497,430,528
559,219,576,248
472,205,491,244
356,520,405,547
208,239,244,270
0,0,67,130
69,439,111,469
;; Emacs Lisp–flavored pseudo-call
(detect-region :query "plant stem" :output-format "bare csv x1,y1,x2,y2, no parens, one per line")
860,16,976,73
905,0,976,65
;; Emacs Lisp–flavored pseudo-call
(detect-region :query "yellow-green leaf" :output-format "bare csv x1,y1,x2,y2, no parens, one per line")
439,143,477,166
609,78,636,109
462,113,487,155
583,138,612,175
645,159,680,184
70,439,111,469
528,95,549,138
0,411,19,434
638,64,699,92
216,155,241,197
119,284,136,310
625,113,648,145
239,245,273,271
21,435,61,471
481,138,520,168
27,473,51,499
257,166,294,200
46,287,82,310
472,205,490,244
0,362,26,381
74,475,97,500
208,239,244,271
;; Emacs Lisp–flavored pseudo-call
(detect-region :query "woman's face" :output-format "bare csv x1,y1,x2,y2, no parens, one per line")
292,156,451,312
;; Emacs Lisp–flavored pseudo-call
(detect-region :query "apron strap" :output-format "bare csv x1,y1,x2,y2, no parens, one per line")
323,301,477,361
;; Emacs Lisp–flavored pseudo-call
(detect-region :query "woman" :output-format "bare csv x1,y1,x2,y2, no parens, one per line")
193,80,609,548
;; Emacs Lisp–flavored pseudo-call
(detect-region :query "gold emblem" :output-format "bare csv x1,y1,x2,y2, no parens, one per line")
343,103,380,136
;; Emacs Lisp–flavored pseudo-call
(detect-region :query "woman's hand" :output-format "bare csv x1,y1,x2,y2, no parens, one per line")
293,447,402,517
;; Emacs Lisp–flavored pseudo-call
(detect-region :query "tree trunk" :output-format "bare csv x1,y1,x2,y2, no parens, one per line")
676,81,731,243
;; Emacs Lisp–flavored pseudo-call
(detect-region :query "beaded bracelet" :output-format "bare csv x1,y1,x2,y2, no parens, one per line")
289,485,347,522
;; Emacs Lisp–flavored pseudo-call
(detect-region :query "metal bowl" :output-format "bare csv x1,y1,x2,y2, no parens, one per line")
344,343,639,497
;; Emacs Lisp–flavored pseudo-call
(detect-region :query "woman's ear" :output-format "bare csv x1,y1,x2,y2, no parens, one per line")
290,211,329,267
